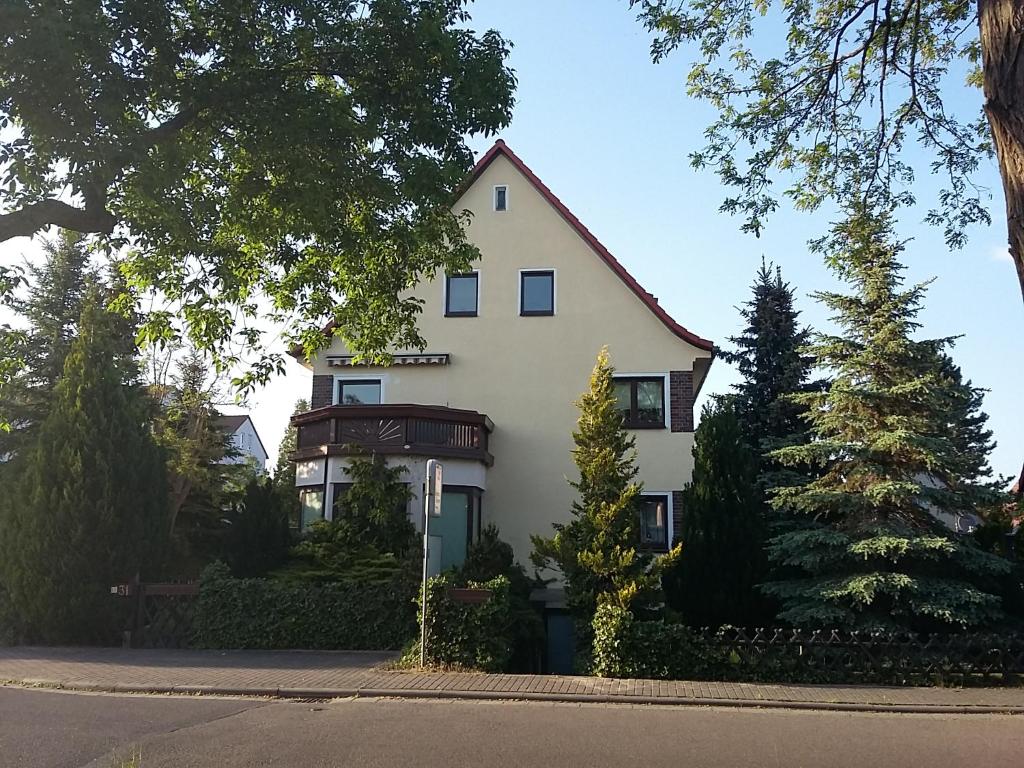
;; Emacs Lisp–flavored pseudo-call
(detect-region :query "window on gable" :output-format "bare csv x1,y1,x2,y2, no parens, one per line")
520,270,554,316
445,273,479,317
494,185,508,211
638,494,669,551
613,376,665,429
337,379,381,405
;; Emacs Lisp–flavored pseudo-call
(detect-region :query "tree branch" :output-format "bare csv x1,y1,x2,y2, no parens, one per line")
0,199,117,241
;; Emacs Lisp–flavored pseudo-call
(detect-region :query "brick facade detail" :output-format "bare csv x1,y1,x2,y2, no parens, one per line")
669,370,695,432
671,491,685,546
311,375,334,409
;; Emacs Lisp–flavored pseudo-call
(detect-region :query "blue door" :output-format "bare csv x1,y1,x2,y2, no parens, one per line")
426,489,472,574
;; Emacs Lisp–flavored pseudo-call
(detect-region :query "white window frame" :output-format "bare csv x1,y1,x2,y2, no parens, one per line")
442,269,481,317
638,491,674,550
493,184,509,212
518,268,557,316
332,374,386,406
612,372,670,429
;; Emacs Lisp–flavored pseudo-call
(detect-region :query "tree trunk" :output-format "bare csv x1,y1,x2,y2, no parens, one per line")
979,0,1024,303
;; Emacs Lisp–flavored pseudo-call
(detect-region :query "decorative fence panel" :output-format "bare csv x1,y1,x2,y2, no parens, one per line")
114,581,199,649
697,627,1024,685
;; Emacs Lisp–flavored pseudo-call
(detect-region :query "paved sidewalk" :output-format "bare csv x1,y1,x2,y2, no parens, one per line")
1,646,1023,713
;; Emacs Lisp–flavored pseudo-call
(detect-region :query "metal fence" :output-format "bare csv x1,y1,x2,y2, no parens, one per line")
113,581,199,649
698,627,1024,685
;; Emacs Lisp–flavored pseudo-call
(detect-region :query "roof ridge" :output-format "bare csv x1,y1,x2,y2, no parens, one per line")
466,141,714,352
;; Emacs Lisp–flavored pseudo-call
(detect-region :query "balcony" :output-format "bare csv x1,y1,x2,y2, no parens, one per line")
291,404,494,466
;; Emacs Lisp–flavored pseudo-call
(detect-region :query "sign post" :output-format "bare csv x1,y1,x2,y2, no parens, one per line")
420,459,443,667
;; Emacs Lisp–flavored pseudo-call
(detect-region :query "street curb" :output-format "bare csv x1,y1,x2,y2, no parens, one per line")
4,679,1024,715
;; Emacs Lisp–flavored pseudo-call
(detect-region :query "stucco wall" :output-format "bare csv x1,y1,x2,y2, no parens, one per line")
309,152,712,563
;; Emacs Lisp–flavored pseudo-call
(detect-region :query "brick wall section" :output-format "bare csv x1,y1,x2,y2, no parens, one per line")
311,375,334,409
669,371,695,432
671,491,685,546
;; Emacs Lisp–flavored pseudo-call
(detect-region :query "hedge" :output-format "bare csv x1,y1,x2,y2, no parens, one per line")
193,562,417,650
420,574,514,672
592,603,1024,685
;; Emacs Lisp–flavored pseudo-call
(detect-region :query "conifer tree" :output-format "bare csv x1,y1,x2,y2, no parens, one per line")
663,400,767,627
0,231,91,456
532,348,679,655
0,291,169,643
764,208,1009,631
273,398,310,528
721,260,818,491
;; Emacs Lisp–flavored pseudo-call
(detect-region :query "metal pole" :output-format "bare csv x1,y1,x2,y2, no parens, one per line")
420,475,432,668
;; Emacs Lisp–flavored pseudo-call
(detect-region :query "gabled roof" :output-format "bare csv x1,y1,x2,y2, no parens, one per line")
214,413,269,459
465,140,714,352
290,140,715,359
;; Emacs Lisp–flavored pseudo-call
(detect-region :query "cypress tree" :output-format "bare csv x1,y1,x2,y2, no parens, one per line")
664,400,766,627
273,398,309,528
0,291,169,643
532,348,679,657
764,208,1009,631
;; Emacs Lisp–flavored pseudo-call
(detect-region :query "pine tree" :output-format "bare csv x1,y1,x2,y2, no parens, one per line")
663,400,767,627
721,259,817,489
532,348,679,657
0,291,169,643
224,477,290,578
0,231,91,456
764,208,1009,631
273,398,309,528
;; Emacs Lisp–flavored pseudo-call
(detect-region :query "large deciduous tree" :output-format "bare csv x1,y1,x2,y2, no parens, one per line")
631,0,1024,307
764,206,1009,631
0,0,515,386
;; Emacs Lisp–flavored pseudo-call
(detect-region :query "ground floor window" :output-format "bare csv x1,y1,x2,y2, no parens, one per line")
638,494,669,551
299,488,325,531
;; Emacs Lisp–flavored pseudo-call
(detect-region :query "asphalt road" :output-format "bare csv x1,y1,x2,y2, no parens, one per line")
1,686,1023,768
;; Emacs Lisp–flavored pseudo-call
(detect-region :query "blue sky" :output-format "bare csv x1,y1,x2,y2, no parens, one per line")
446,0,1022,481
1,0,1020,479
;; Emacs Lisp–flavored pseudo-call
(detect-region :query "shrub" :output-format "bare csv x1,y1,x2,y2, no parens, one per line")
420,574,514,672
592,603,714,680
193,562,417,650
224,478,291,578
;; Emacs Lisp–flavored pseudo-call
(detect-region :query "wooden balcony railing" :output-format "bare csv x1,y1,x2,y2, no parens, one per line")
291,404,494,466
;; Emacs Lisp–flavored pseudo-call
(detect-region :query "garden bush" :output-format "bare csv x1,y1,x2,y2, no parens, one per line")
420,574,514,672
591,603,717,679
193,562,417,650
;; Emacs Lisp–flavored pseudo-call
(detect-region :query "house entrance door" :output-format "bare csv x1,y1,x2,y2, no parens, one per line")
426,489,472,574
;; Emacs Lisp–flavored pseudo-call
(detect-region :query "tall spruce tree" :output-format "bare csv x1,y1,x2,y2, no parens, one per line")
764,208,1009,631
721,259,816,488
0,290,169,643
532,348,679,658
663,400,766,627
273,398,309,529
0,231,91,457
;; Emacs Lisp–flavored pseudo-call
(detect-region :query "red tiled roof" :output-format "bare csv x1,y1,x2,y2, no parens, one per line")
290,140,715,358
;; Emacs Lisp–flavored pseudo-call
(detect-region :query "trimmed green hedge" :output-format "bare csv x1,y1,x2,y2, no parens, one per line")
421,574,514,672
193,562,417,650
592,604,715,679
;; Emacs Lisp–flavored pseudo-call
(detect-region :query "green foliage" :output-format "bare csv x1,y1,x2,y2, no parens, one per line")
764,207,1010,631
193,562,417,650
458,525,544,671
420,574,514,672
592,603,710,680
0,231,91,454
721,259,818,491
224,478,291,579
283,452,417,583
630,0,994,254
0,291,169,643
532,348,679,658
663,400,769,628
273,398,309,529
0,1,516,389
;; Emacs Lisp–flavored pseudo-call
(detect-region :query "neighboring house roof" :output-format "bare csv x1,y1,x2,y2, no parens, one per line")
214,414,269,460
290,139,715,360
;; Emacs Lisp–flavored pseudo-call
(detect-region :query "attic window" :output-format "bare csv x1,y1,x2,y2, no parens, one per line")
494,185,508,212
